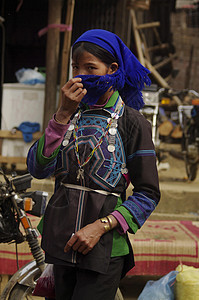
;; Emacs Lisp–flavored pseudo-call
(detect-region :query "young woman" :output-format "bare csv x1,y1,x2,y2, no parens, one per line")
27,29,160,300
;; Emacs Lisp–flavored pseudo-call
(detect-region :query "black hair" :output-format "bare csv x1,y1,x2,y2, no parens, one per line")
72,42,118,67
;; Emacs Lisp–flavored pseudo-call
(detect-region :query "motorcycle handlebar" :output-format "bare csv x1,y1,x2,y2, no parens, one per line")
0,170,48,217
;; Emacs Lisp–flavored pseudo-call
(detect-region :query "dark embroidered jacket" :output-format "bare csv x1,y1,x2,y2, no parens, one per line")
27,99,160,276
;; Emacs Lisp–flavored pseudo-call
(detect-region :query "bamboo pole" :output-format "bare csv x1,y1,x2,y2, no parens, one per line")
130,9,145,66
136,21,160,29
145,59,182,105
43,0,62,131
58,0,75,108
145,59,170,88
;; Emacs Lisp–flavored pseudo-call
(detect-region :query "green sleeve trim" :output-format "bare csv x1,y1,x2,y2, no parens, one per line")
114,196,122,209
36,134,61,165
115,205,139,234
111,230,129,257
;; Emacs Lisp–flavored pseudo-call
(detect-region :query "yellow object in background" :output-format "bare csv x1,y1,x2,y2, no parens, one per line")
161,97,171,105
175,265,199,300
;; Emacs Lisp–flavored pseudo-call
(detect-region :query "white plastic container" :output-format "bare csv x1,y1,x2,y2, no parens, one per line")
1,83,45,157
1,83,45,130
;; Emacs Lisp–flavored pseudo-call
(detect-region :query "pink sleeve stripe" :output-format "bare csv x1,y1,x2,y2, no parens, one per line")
111,211,129,234
43,114,70,157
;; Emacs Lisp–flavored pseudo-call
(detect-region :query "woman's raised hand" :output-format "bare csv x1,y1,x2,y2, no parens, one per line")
56,78,87,124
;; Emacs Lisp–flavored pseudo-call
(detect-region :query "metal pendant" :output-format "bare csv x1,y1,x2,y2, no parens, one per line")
68,124,75,131
107,145,115,152
77,168,84,181
121,167,128,174
109,128,117,135
63,139,69,146
121,163,128,174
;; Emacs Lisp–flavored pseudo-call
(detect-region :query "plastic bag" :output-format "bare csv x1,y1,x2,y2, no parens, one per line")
32,264,55,298
175,264,199,300
15,68,45,84
17,121,40,143
138,271,178,300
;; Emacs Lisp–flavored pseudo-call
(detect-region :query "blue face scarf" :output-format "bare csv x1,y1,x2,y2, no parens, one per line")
73,29,151,110
75,70,124,107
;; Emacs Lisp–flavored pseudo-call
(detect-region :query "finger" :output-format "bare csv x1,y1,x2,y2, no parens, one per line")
61,83,83,97
77,244,87,253
64,234,77,252
69,82,84,93
73,87,87,98
63,77,82,90
72,239,82,251
82,246,92,255
72,87,83,97
75,89,87,101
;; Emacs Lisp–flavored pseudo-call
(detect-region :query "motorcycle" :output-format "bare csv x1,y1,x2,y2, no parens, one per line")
158,87,199,181
141,84,167,167
0,171,124,300
145,86,199,180
142,85,199,180
0,170,47,299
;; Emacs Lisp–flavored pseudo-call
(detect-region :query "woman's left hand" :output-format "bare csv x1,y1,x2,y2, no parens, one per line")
64,220,106,255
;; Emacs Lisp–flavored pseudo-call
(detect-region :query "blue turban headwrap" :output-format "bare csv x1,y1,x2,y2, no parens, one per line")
73,29,151,110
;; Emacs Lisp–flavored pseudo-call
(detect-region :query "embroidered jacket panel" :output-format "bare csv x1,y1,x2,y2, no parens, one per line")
27,102,160,224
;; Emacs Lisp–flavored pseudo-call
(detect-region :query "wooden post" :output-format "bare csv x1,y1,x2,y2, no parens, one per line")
145,59,182,105
58,0,75,108
145,59,170,88
43,0,62,131
130,9,145,66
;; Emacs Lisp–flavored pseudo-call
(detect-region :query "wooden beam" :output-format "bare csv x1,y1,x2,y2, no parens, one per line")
145,59,170,88
164,74,172,82
136,21,160,30
130,9,145,65
127,0,151,10
0,130,42,140
58,0,75,108
153,54,177,70
0,156,26,164
43,0,62,130
144,58,182,105
140,30,151,62
147,43,169,52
